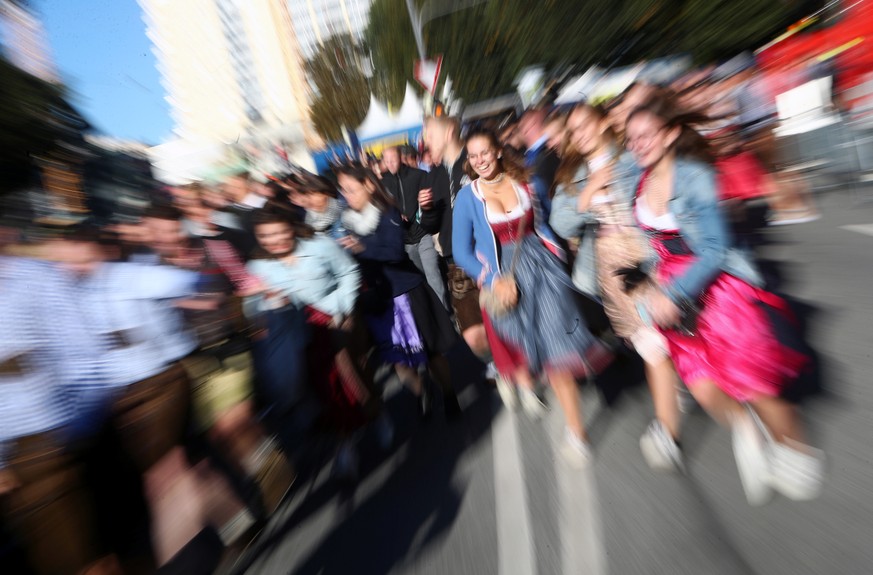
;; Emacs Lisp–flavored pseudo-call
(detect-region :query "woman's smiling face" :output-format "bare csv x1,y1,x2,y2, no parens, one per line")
625,111,677,169
466,135,500,180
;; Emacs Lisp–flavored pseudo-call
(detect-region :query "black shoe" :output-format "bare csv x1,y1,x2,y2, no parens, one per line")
444,393,463,421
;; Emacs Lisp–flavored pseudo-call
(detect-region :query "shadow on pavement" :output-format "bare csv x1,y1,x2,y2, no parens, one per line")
228,341,497,575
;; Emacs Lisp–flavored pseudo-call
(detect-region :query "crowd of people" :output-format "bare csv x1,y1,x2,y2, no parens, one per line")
1,62,831,574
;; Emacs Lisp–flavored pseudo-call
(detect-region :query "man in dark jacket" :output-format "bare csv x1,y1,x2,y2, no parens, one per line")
518,108,561,217
380,146,448,309
420,116,491,365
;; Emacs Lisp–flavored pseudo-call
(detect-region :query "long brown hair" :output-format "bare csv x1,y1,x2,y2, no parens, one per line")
626,94,715,164
333,163,397,211
555,103,620,192
463,127,530,184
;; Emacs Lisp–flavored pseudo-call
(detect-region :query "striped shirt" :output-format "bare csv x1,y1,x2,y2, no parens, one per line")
60,262,199,389
0,257,75,465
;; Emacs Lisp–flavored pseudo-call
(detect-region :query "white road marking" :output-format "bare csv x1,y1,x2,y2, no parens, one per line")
547,402,609,575
493,407,538,575
841,223,873,237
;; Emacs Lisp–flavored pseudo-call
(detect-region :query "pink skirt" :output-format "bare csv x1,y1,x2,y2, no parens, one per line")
656,251,808,401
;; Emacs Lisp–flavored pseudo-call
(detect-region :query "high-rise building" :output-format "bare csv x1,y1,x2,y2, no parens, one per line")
0,0,59,83
287,0,372,60
140,0,319,154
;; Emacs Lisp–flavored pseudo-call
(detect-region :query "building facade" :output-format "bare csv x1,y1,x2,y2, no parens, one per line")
140,0,319,154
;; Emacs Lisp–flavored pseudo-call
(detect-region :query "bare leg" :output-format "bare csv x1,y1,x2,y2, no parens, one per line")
143,448,206,565
209,401,266,470
748,395,805,444
549,370,585,440
646,358,681,439
462,324,490,359
514,368,536,391
686,379,745,427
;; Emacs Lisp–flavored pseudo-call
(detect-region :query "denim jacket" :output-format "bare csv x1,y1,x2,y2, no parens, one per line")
650,159,763,305
245,236,361,319
550,151,640,297
452,179,565,289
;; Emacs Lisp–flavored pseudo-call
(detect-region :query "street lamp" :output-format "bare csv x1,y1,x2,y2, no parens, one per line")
404,0,489,60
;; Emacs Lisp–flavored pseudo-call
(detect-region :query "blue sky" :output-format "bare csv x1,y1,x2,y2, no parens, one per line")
38,0,171,145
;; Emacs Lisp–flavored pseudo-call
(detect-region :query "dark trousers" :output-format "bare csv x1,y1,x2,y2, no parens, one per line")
2,431,99,575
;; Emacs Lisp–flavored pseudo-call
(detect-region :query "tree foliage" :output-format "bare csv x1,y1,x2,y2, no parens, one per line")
306,33,372,142
366,0,820,107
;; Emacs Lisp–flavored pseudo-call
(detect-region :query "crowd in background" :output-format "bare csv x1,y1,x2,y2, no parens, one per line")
1,57,835,575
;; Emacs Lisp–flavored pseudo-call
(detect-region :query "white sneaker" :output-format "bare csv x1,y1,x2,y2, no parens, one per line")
640,420,685,473
520,388,547,419
768,208,821,226
561,429,593,469
731,408,773,506
769,439,825,501
485,361,500,380
494,374,518,411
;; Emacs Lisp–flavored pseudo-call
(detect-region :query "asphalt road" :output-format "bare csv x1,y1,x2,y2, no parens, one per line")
233,190,873,575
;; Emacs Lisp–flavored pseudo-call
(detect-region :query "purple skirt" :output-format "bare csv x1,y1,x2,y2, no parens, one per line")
366,293,428,368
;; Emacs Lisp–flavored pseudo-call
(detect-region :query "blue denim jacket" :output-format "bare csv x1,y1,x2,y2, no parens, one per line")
653,159,763,305
550,151,640,297
245,237,361,318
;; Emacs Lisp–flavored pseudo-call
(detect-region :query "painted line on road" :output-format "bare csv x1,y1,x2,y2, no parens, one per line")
841,223,873,237
548,397,609,575
493,407,538,575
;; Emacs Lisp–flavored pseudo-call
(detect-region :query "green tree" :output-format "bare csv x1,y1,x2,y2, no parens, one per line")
366,0,818,109
306,34,372,142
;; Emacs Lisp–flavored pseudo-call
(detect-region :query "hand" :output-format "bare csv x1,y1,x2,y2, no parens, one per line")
235,278,266,298
577,164,613,212
492,276,518,308
646,290,682,329
338,235,363,254
174,296,222,311
418,188,433,211
0,468,20,496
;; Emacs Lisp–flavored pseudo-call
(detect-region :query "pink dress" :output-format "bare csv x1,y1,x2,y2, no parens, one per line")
635,179,808,401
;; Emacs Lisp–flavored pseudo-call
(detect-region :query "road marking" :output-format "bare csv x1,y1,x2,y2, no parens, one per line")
841,223,873,237
493,407,537,575
548,397,609,575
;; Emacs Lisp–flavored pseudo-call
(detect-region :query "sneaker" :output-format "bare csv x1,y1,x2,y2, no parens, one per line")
769,438,825,501
768,208,821,226
640,420,685,473
495,374,518,411
485,361,500,381
560,429,593,469
443,392,463,421
730,408,773,506
520,388,547,419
